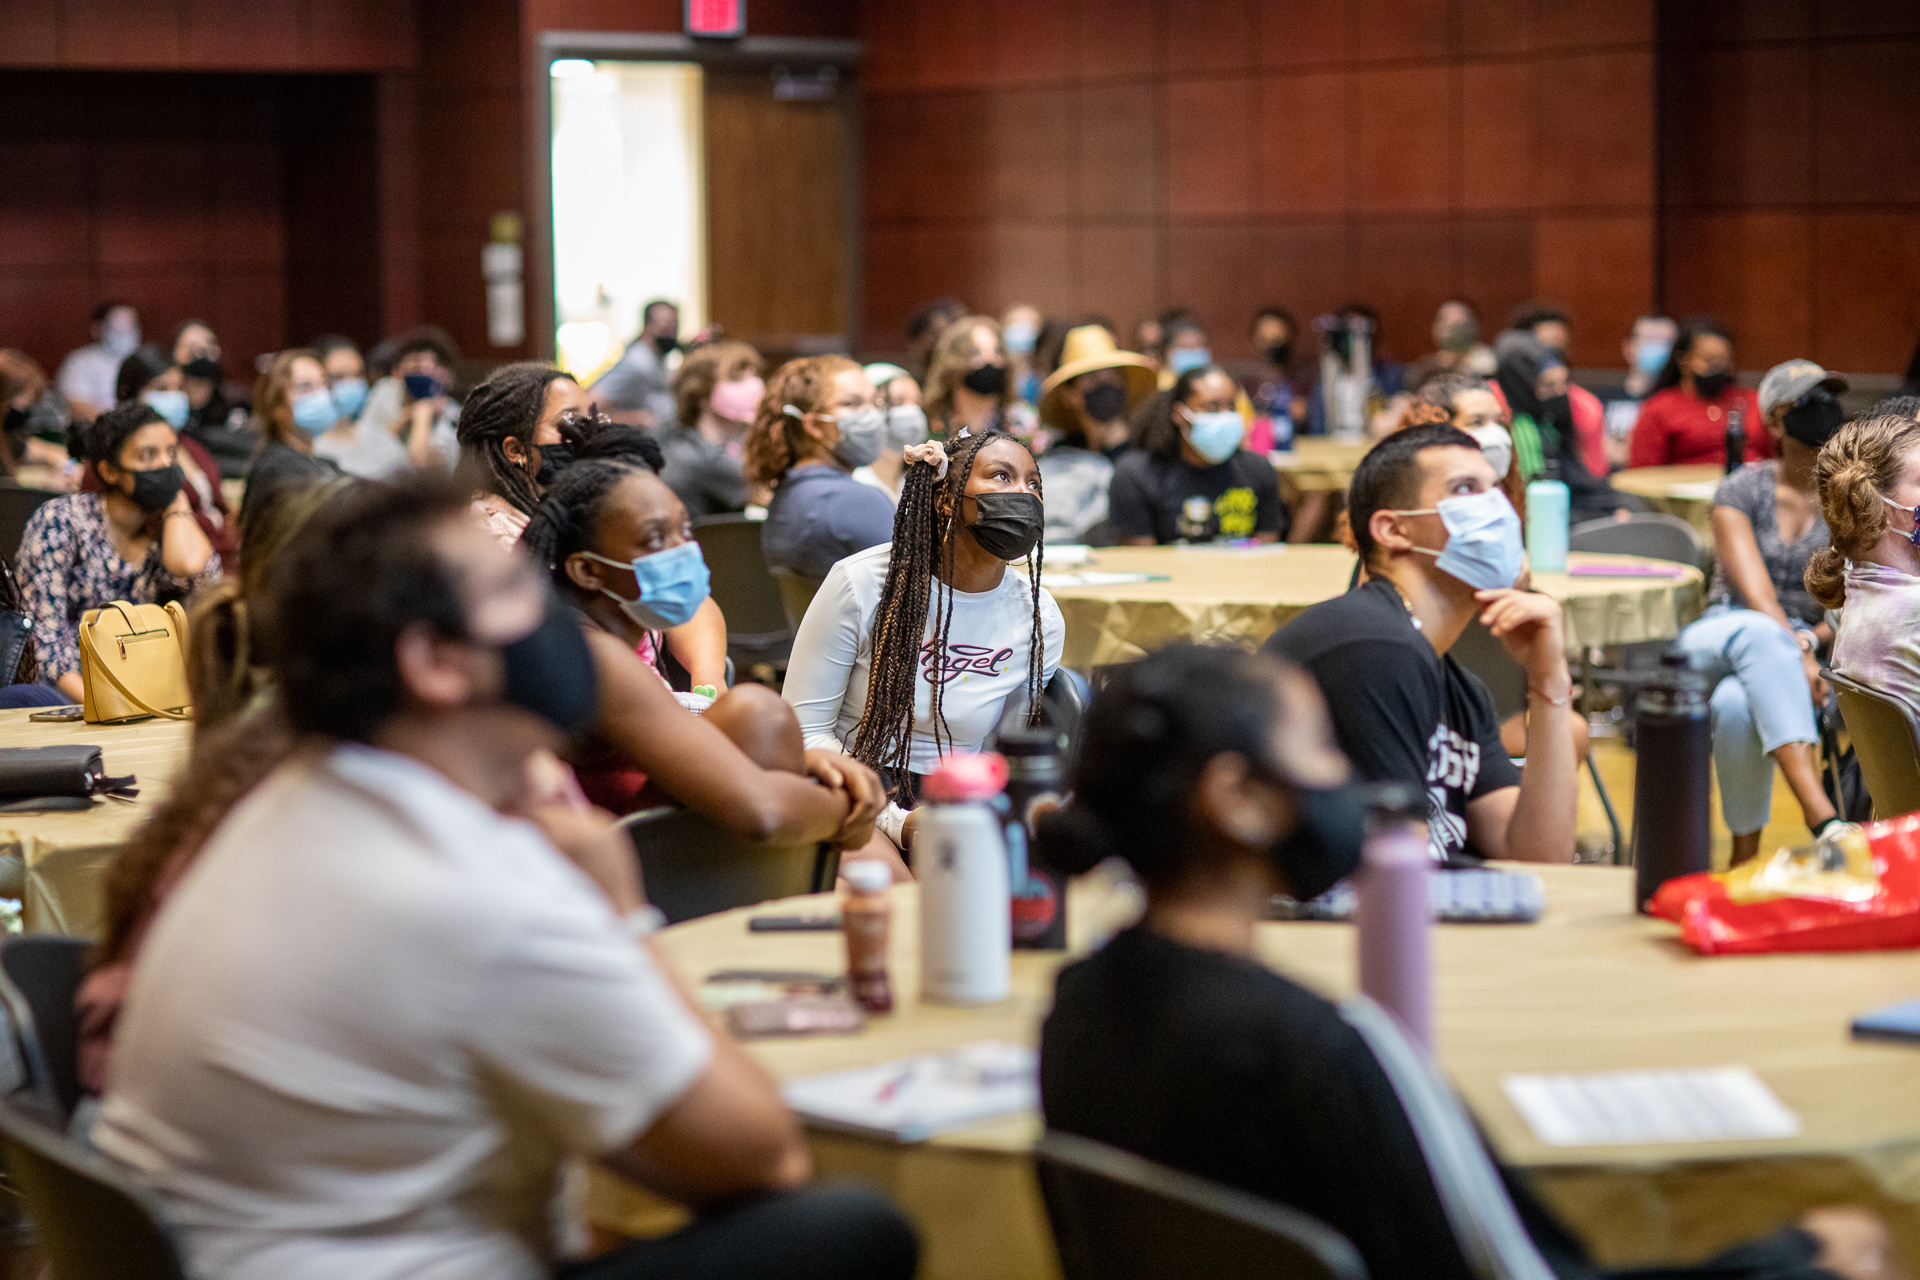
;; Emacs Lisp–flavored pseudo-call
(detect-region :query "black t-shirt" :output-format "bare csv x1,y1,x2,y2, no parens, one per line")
1041,928,1829,1280
1265,580,1519,862
1042,928,1477,1280
1108,448,1286,543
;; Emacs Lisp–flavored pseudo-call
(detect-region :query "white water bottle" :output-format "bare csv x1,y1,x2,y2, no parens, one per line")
916,752,1012,1005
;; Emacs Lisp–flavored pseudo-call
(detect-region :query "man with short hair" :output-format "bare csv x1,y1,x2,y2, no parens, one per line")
97,476,918,1280
1266,425,1578,864
56,301,140,422
592,300,683,430
1601,315,1680,467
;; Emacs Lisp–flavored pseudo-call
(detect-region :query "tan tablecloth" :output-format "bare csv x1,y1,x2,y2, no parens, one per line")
589,865,1920,1277
0,711,193,936
1612,465,1723,539
1041,545,1704,668
1270,438,1372,494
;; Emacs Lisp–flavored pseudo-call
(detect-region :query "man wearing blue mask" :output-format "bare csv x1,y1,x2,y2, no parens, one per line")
1601,314,1678,468
1266,424,1578,865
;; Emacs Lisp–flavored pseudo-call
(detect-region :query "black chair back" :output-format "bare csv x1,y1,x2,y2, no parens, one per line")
617,807,835,924
1568,512,1702,570
1830,671,1920,820
772,570,824,630
0,936,88,1120
1035,1131,1366,1280
1042,668,1092,772
0,488,58,566
0,1099,190,1280
692,516,795,670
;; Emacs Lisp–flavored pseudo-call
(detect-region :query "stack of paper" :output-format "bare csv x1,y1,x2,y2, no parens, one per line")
1503,1066,1801,1146
782,1042,1037,1142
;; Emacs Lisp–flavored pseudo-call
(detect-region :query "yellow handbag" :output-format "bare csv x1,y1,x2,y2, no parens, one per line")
78,601,193,724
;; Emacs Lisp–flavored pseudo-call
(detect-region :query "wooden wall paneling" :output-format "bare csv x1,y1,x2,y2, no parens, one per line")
986,224,1079,319
1811,38,1920,205
308,0,420,70
1355,66,1451,212
182,0,300,70
1533,214,1654,366
1078,223,1158,334
1258,71,1348,215
1459,60,1533,211
0,273,91,374
58,0,184,68
0,139,90,270
989,86,1076,222
1254,0,1346,68
1816,0,1920,37
1076,0,1155,80
1659,0,1812,44
1077,82,1158,221
1165,76,1257,218
1811,212,1920,373
1354,217,1453,359
1166,221,1259,348
284,75,382,348
905,0,995,92
1351,0,1450,63
1532,50,1653,209
1258,220,1350,333
705,67,854,348
1663,211,1813,367
375,72,421,342
862,225,986,346
989,0,1073,88
1455,216,1536,325
1458,0,1535,59
1534,0,1653,49
1658,43,1811,210
1166,0,1256,74
0,0,61,67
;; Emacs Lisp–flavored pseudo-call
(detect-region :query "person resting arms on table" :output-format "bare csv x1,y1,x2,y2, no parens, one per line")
523,458,882,847
1266,423,1577,864
782,428,1064,871
18,401,219,704
1039,642,1892,1280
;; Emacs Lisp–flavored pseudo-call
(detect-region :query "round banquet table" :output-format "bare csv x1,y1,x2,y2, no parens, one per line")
1270,438,1372,494
0,709,194,936
587,865,1920,1280
1040,545,1704,668
1610,465,1723,539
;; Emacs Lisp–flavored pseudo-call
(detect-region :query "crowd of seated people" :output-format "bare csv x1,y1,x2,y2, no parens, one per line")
5,285,1919,1280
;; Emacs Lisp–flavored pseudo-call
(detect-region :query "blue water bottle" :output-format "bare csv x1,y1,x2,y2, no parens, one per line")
1525,479,1569,574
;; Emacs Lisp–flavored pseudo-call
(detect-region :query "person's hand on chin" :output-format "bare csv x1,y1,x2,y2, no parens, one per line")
1474,588,1570,690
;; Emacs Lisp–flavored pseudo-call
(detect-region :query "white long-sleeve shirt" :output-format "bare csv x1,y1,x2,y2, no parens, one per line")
783,543,1065,775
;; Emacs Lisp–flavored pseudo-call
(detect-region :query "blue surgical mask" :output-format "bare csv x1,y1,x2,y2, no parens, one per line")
1184,409,1244,464
1167,347,1212,375
290,387,338,435
1882,496,1920,549
329,376,368,420
1634,340,1672,377
141,389,189,429
1394,488,1524,591
581,541,710,631
1003,320,1038,355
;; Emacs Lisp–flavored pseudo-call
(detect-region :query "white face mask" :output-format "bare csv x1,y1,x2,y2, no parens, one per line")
1467,424,1514,480
1388,488,1524,591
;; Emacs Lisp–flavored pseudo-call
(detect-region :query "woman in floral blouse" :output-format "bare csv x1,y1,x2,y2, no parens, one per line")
18,402,219,702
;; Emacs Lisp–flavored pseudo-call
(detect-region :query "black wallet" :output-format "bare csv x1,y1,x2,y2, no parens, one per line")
0,746,137,811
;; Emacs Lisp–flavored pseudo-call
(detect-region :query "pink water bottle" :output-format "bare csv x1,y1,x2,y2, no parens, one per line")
1354,782,1432,1052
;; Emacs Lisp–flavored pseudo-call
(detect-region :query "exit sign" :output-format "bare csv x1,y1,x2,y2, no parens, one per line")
686,0,744,37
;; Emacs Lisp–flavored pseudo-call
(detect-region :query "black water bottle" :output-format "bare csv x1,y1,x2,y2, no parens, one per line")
1724,407,1746,475
998,722,1071,950
1631,652,1712,912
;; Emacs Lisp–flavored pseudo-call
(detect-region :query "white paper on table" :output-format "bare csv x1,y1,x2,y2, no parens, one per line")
1502,1066,1801,1146
1041,571,1169,587
782,1042,1036,1143
1669,481,1721,500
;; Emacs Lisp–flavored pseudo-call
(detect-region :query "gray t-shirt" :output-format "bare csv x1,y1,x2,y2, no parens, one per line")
659,427,749,518
1707,460,1828,626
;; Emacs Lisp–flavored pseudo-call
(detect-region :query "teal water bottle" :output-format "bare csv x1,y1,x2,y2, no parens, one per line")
1525,479,1569,573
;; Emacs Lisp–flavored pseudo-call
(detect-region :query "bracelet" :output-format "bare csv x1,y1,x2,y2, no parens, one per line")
620,905,667,940
163,509,197,522
1528,684,1572,708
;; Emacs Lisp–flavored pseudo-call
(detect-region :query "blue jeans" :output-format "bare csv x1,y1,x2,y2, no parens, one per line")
1673,607,1818,836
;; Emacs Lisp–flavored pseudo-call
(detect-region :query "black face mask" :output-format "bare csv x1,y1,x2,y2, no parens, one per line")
1080,382,1128,424
531,443,573,489
1784,390,1845,450
1264,343,1291,369
125,464,185,513
652,335,678,358
963,363,1009,397
1693,370,1733,402
1271,781,1366,902
964,491,1044,562
183,356,223,383
2,406,26,438
500,597,599,737
1538,392,1572,429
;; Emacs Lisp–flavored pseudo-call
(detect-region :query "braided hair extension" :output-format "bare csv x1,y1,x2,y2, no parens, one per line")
456,362,575,516
520,458,649,590
849,430,1046,802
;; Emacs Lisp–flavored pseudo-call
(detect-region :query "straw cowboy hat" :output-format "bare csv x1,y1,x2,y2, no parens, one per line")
1038,325,1158,430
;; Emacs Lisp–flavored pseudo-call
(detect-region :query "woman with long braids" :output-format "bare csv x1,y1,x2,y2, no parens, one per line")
455,361,593,546
783,427,1064,857
521,458,885,845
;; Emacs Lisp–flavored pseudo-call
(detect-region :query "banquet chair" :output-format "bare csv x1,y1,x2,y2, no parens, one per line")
1034,1130,1366,1280
1567,512,1703,572
0,1097,191,1280
1448,619,1623,860
617,807,835,925
0,487,57,567
1828,672,1920,820
772,570,824,630
0,936,87,1121
691,516,795,673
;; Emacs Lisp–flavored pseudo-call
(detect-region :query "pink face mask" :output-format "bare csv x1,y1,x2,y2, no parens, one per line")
709,375,765,425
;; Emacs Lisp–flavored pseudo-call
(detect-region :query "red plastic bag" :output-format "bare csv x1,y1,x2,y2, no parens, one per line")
1647,814,1920,955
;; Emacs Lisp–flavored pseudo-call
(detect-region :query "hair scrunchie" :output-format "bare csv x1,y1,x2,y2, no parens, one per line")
903,440,949,480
